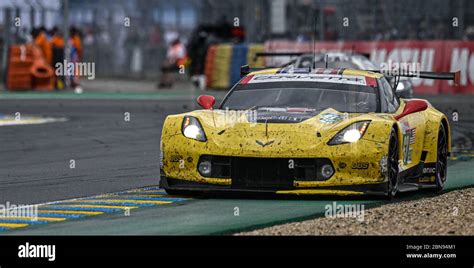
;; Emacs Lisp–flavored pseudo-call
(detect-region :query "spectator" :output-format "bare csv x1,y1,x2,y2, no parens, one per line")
158,38,187,89
50,27,65,90
32,26,52,66
69,26,83,91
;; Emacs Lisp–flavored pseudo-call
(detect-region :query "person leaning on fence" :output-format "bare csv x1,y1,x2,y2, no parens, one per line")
158,38,187,89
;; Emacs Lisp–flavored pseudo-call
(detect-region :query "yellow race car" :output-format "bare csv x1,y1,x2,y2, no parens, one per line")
159,67,458,198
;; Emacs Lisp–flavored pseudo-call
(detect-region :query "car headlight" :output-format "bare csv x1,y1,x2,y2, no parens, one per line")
328,121,370,145
182,116,207,142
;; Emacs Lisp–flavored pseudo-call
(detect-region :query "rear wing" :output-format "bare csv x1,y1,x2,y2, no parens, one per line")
241,65,461,86
368,70,461,85
240,65,271,77
245,52,311,75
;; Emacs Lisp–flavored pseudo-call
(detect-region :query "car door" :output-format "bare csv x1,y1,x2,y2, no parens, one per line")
379,77,426,171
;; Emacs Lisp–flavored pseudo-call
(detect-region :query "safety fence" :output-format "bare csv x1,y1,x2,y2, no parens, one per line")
264,40,474,94
204,44,265,89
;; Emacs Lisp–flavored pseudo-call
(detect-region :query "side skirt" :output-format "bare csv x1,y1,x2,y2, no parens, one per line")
397,162,438,192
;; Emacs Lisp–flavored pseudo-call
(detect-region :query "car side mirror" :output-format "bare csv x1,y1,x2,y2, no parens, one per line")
240,65,250,77
394,99,428,120
197,95,215,110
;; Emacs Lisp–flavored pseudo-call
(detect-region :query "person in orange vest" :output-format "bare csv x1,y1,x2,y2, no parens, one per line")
158,38,188,89
50,27,65,90
69,26,83,91
33,26,52,66
70,27,83,60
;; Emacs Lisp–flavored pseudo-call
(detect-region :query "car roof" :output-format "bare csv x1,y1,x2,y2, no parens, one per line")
300,52,367,60
247,67,383,79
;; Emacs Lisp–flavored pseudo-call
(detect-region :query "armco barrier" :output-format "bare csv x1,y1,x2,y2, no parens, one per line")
264,40,474,94
204,44,266,89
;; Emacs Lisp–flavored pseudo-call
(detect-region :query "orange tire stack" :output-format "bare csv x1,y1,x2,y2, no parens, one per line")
30,46,54,91
6,44,34,90
7,44,55,91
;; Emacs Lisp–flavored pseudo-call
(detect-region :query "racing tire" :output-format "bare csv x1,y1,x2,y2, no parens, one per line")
432,124,448,192
386,128,399,199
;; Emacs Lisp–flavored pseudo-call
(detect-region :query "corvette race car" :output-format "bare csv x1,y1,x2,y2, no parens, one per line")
159,66,458,198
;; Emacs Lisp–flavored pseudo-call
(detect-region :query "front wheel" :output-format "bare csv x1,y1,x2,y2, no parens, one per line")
386,128,399,199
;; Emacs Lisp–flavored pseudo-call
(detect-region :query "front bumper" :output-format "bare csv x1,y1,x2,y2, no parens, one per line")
161,122,391,196
161,143,389,194
160,154,389,196
160,176,387,196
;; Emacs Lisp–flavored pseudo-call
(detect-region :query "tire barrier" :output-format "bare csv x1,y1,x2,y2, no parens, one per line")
204,44,265,90
6,45,34,90
212,44,232,89
204,45,217,89
6,44,55,91
230,44,248,86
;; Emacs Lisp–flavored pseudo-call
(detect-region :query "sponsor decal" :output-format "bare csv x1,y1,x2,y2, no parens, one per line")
401,122,416,165
379,155,388,174
352,162,369,169
246,74,368,86
422,167,436,175
319,113,347,124
170,155,182,162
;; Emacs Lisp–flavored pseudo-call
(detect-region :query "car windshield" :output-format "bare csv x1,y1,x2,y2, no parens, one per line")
221,81,379,113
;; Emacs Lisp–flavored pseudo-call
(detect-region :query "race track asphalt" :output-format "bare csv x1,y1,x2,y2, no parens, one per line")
0,98,195,205
0,93,473,235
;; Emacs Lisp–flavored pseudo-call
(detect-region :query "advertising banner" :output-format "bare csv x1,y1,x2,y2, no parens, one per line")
264,40,473,94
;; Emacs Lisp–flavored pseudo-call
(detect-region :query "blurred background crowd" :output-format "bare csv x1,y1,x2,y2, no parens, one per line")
0,0,474,89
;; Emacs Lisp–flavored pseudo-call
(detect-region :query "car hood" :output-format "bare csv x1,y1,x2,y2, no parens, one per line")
184,108,371,153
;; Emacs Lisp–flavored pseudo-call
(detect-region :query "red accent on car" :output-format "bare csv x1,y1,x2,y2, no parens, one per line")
314,68,324,74
197,95,215,110
365,77,378,87
394,99,429,121
329,69,340,75
240,75,254,84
